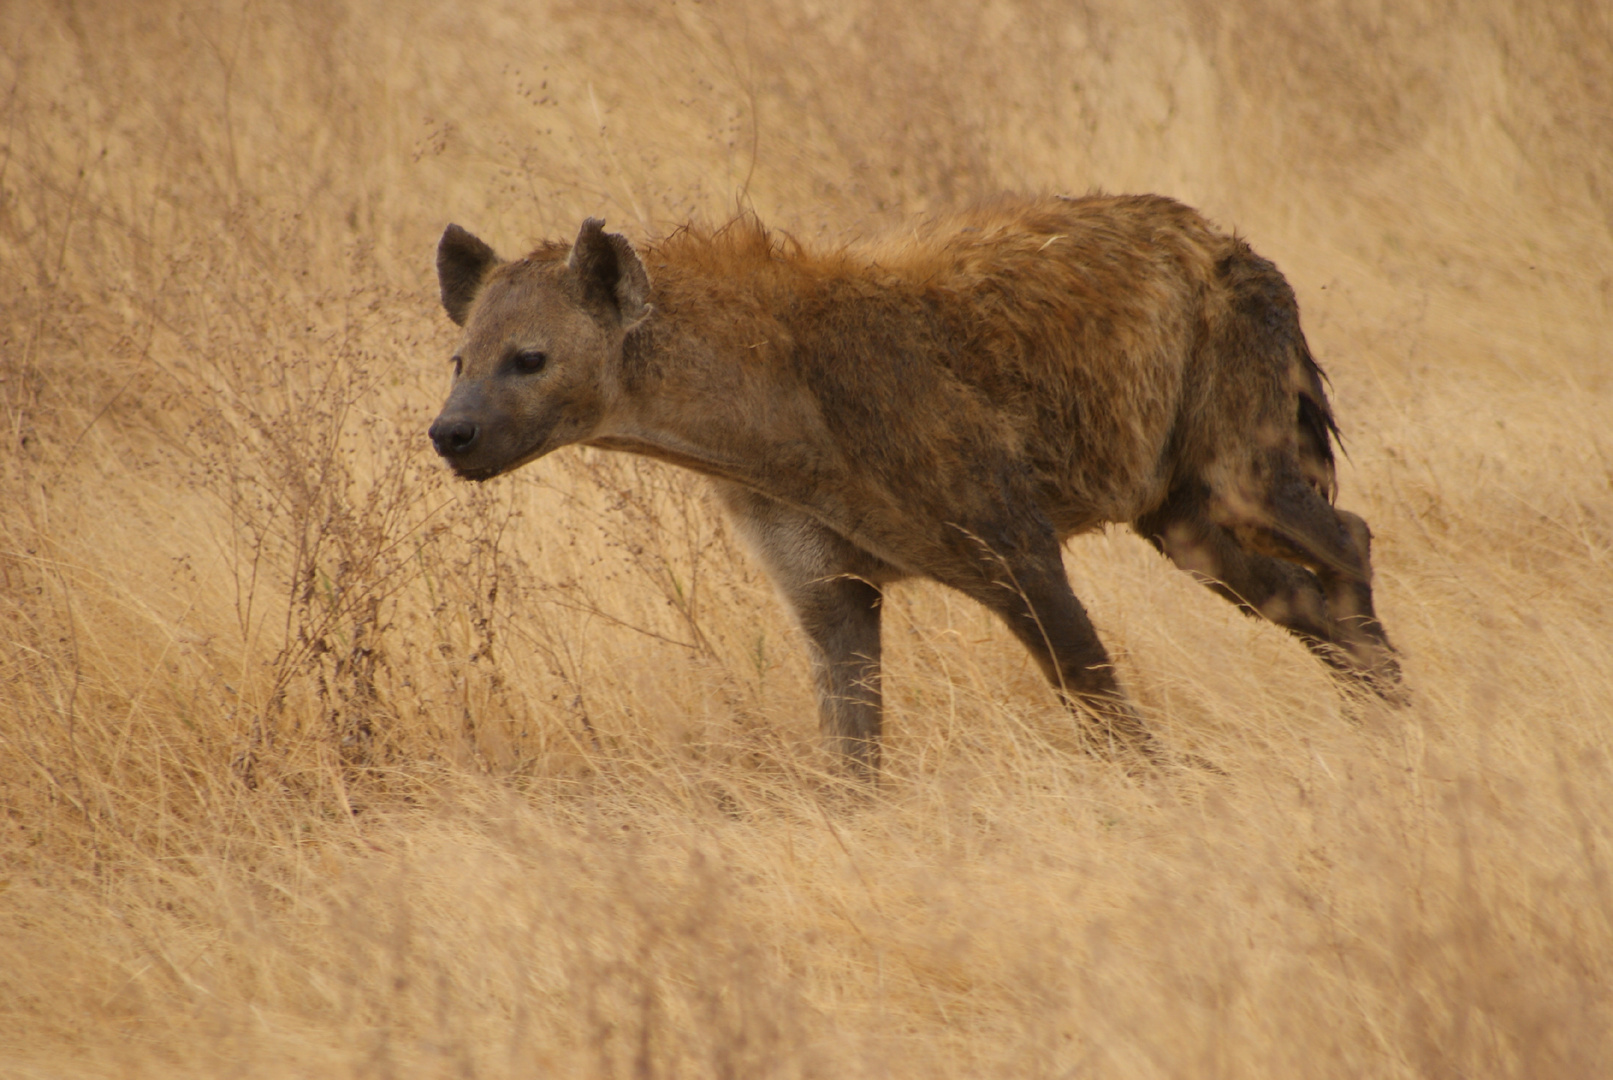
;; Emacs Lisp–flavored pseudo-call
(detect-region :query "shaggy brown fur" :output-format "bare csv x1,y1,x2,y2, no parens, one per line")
429,195,1403,777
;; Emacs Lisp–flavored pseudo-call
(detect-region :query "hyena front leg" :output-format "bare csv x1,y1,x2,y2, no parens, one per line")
792,575,884,773
717,485,897,779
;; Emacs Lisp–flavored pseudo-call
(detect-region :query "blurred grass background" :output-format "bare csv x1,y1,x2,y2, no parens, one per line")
2,0,1611,1076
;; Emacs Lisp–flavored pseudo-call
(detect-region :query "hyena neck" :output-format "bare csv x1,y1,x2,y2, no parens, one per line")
587,295,832,499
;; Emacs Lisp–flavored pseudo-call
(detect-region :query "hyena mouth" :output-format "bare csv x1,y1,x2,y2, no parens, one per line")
451,462,506,482
449,437,553,482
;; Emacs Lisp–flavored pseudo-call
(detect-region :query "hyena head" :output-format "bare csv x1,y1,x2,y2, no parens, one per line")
429,218,653,481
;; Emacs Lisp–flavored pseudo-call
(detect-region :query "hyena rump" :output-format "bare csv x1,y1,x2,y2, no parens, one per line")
429,194,1402,776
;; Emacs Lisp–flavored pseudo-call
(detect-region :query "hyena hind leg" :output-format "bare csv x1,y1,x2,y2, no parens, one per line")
1135,485,1343,670
1209,461,1405,701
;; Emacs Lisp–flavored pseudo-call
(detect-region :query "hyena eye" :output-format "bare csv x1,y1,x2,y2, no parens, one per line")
451,355,463,378
513,350,548,375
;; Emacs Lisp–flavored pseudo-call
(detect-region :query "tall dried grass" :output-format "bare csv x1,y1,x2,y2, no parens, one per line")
2,0,1611,1075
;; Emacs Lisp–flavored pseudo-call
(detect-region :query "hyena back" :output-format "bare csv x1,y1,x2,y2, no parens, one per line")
428,194,1403,777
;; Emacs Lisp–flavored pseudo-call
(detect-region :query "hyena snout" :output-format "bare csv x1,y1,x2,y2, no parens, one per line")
428,415,480,459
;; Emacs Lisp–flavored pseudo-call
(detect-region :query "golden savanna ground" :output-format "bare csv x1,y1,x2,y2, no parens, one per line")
3,1,1611,1076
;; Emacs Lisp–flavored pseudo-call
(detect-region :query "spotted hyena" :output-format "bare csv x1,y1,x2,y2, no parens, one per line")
428,194,1402,777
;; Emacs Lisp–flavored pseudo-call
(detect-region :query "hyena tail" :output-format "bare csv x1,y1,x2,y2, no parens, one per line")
1294,340,1341,503
1214,239,1341,508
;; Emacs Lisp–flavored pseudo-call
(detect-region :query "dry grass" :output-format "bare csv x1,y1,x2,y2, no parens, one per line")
2,0,1612,1075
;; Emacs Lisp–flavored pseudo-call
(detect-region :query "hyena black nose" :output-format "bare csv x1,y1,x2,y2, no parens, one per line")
429,417,479,458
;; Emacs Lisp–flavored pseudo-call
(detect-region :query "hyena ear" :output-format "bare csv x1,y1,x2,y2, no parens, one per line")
568,218,654,331
437,224,501,326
